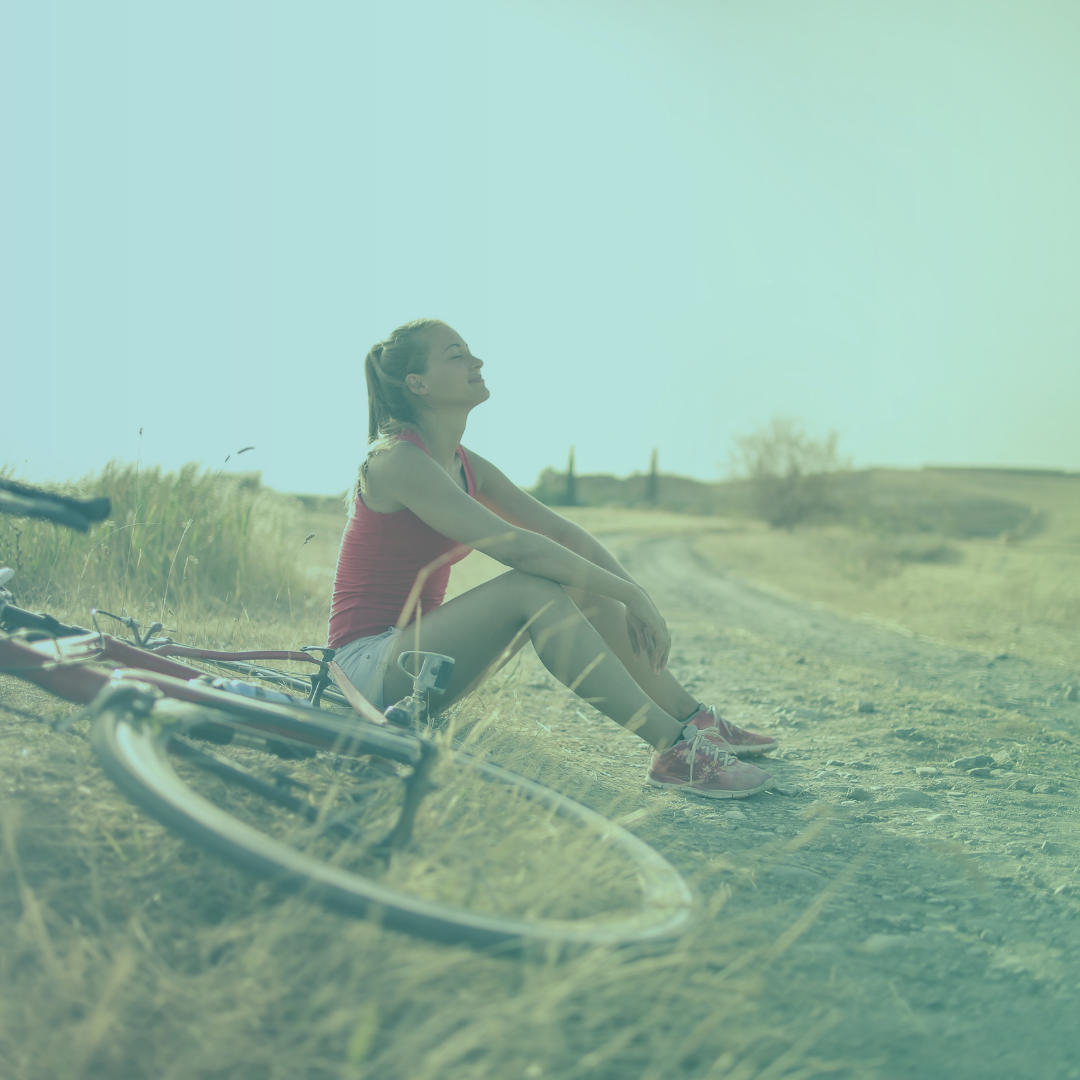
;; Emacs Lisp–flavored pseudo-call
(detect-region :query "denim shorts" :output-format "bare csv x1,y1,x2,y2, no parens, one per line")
331,627,402,710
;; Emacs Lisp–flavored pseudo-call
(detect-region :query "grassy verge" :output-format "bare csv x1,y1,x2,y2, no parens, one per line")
690,524,1080,672
0,461,329,643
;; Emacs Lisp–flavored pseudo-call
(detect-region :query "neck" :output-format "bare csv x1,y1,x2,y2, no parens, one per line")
412,408,468,469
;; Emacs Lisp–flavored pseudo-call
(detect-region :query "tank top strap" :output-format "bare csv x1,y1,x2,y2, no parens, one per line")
395,429,429,454
457,445,476,497
394,430,475,496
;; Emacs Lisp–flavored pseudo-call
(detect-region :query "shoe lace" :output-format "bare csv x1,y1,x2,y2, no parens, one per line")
701,704,739,739
683,727,737,782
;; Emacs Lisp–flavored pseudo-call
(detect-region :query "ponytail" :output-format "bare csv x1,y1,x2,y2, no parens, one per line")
364,343,388,442
353,317,443,513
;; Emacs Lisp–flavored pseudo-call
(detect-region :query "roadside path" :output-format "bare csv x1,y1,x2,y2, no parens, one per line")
507,531,1080,1080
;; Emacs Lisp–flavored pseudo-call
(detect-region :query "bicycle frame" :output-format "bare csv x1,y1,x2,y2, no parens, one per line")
0,632,421,767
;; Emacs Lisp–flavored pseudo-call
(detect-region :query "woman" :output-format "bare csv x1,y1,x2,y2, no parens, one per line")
329,318,777,798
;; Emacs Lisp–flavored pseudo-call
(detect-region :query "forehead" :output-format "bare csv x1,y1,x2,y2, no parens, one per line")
427,323,465,352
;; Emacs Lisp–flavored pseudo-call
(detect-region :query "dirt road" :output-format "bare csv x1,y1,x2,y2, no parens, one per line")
498,530,1080,1079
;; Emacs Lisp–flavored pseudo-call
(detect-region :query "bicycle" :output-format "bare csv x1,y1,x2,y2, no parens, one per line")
0,480,694,950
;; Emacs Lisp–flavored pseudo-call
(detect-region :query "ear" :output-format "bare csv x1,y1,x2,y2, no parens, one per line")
404,372,427,396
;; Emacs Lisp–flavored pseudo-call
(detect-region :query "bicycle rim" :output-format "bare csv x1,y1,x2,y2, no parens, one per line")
91,696,695,950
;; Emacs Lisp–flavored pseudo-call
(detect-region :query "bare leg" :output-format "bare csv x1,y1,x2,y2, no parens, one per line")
383,570,685,751
564,587,700,720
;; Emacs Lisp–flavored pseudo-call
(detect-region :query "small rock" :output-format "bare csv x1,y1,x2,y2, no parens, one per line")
891,788,935,808
825,759,845,767
926,813,954,823
1065,685,1078,702
1054,884,1073,897
794,656,806,664
860,933,912,954
993,651,1009,661
1041,840,1064,855
1033,782,1058,795
881,913,914,928
725,809,748,821
979,929,1000,944
856,699,876,713
916,767,940,777
1006,843,1029,857
951,755,994,769
890,727,916,739
792,706,824,721
847,761,874,770
967,767,993,778
846,787,874,801
902,885,926,899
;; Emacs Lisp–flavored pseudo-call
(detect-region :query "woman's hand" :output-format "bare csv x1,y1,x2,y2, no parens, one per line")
624,589,671,674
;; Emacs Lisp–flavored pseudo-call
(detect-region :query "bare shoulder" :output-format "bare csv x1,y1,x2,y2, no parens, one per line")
362,439,430,512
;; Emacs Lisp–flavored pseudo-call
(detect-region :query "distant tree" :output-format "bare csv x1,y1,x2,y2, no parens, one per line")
564,446,577,507
646,449,659,506
731,416,847,529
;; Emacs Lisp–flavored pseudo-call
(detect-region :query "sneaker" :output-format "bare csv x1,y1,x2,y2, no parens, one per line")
647,731,772,799
685,704,777,757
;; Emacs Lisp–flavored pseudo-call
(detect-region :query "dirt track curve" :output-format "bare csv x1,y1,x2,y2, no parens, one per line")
516,532,1080,1080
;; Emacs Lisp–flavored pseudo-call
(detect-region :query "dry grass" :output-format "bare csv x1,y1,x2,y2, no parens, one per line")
0,642,865,1080
689,525,1080,671
3,468,1075,1078
0,474,874,1080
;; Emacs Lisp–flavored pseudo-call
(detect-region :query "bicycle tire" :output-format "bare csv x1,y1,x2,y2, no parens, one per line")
90,688,695,950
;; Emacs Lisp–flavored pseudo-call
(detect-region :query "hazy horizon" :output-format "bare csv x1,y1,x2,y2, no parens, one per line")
3,1,1078,495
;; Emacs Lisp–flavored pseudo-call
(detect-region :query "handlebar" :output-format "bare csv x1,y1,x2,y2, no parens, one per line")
0,478,110,532
0,599,88,639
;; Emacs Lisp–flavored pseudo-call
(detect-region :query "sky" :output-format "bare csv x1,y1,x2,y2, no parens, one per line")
3,0,1079,495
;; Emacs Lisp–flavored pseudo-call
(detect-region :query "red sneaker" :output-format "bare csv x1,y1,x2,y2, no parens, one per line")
685,705,777,757
647,732,772,799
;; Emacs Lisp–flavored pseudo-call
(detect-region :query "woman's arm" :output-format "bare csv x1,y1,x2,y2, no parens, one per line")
368,443,670,668
468,449,666,665
468,450,645,590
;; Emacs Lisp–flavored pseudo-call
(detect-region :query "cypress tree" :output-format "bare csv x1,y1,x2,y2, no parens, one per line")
646,448,659,506
565,446,577,507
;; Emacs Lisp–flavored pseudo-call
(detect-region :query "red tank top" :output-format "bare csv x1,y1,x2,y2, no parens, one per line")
327,430,477,648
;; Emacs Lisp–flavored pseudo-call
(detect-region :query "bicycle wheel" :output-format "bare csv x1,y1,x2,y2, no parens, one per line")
90,683,695,949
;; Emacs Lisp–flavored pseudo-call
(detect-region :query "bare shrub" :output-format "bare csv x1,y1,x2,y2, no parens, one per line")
731,416,848,529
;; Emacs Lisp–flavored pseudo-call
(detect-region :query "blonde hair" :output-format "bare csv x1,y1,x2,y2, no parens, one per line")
352,317,443,513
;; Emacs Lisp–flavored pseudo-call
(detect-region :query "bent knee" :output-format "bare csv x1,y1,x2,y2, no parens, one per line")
564,586,623,624
503,568,564,595
499,569,567,610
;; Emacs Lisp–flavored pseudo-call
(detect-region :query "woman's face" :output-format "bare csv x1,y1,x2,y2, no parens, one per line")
410,323,489,409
